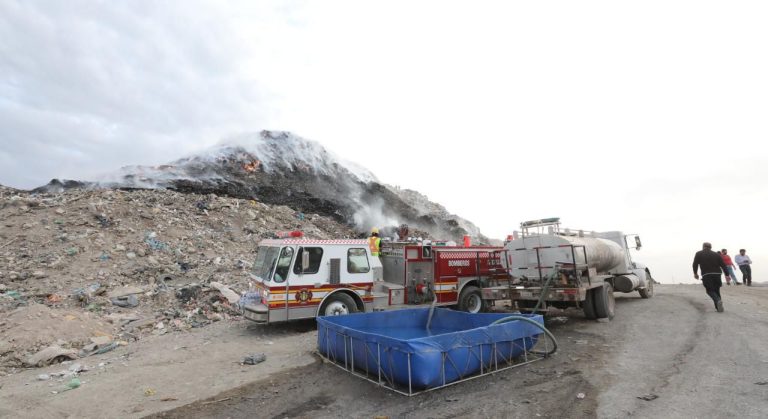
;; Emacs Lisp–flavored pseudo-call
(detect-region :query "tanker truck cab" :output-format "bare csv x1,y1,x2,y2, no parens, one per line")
242,239,379,324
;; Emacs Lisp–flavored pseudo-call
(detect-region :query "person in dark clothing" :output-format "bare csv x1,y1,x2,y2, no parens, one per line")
693,242,728,312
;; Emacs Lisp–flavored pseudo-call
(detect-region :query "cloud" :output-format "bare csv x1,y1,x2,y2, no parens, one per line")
0,0,278,188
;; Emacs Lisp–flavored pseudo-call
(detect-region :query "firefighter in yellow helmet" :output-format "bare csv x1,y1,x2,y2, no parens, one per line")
369,227,381,256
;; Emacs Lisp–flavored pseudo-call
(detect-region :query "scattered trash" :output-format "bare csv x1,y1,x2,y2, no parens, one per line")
243,353,267,365
46,294,63,303
176,285,202,303
111,295,139,308
85,303,103,312
95,214,111,228
574,340,589,345
25,345,78,367
37,374,51,381
144,388,156,397
637,394,659,401
66,247,79,256
445,397,459,402
210,282,240,304
90,342,120,356
161,397,179,402
238,292,262,309
576,393,586,399
145,233,168,251
3,290,22,300
548,316,569,325
69,363,86,373
755,381,768,385
64,378,81,391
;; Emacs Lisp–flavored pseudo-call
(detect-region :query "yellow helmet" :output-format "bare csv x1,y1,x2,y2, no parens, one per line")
371,227,379,234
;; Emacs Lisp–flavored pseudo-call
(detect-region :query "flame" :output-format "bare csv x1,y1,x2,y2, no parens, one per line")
242,160,261,173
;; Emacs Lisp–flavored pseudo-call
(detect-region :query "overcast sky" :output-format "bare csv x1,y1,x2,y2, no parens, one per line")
1,1,766,283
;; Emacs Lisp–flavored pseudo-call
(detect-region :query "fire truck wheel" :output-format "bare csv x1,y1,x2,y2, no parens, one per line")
458,286,487,314
583,289,597,320
320,293,359,316
639,272,654,299
593,282,615,320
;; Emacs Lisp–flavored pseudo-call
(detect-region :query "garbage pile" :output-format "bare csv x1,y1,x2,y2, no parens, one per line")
33,130,489,243
0,186,356,375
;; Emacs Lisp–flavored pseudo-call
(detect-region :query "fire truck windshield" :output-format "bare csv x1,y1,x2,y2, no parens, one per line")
253,246,280,282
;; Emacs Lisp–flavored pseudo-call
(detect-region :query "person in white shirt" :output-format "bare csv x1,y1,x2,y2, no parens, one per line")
734,249,753,286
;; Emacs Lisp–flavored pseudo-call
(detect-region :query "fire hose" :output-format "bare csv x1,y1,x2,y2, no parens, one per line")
490,315,558,356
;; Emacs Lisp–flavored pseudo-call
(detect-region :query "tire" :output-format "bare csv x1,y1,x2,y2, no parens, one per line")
458,286,487,313
593,282,615,320
639,272,654,299
320,293,359,316
583,288,597,320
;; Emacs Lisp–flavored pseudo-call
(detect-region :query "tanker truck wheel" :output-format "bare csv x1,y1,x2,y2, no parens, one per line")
583,289,597,320
594,282,615,320
639,272,654,299
458,286,487,313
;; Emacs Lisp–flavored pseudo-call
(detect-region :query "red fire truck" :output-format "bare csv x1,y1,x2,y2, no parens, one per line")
241,238,510,324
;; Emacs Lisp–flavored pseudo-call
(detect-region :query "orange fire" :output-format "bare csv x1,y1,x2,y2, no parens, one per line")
242,160,261,173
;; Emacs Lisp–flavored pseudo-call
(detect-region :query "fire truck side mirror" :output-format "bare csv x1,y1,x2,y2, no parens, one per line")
302,250,310,272
634,236,642,250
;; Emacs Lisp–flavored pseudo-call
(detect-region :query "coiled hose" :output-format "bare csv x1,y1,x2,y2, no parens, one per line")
490,315,559,356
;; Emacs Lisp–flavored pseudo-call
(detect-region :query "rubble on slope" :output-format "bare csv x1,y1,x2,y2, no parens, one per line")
0,186,356,374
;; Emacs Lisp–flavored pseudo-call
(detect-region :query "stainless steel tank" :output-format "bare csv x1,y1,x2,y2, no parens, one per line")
504,234,627,277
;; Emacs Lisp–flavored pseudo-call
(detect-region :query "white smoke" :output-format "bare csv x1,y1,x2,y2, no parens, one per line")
352,197,400,236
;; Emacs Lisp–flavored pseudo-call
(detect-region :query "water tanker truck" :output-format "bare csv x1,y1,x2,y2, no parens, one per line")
481,218,653,320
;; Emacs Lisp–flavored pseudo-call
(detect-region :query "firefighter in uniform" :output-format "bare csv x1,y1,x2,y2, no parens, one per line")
369,227,381,256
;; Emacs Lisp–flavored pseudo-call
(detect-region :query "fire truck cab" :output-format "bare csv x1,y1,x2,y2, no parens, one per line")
242,239,379,323
242,238,510,324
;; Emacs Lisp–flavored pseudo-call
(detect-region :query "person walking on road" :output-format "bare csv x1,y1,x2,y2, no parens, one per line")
735,249,753,286
693,242,728,312
720,249,741,285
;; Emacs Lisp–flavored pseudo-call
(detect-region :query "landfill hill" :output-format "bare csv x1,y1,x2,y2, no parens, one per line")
0,185,356,373
0,131,491,376
33,130,487,243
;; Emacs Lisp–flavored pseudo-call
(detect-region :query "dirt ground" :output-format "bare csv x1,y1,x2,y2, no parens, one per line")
1,284,767,419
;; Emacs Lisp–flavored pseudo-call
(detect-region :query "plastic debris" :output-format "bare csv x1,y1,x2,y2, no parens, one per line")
238,292,262,309
64,378,81,391
145,234,168,251
111,295,139,308
210,282,240,304
637,394,659,401
25,345,78,367
243,353,267,365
